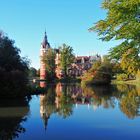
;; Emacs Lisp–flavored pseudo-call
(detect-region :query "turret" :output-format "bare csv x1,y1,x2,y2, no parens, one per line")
40,31,51,81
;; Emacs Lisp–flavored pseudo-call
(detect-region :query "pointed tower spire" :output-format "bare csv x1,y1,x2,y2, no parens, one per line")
45,28,46,35
44,29,47,40
42,30,50,49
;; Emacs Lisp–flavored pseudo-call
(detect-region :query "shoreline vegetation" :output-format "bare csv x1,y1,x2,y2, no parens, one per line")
29,77,140,98
31,76,140,86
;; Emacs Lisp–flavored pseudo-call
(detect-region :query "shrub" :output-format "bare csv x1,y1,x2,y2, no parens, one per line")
81,64,111,86
116,73,128,81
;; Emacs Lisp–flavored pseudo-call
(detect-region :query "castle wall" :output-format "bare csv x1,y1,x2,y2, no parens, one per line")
40,47,47,80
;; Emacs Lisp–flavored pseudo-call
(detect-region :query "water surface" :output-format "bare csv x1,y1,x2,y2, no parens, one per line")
0,83,140,140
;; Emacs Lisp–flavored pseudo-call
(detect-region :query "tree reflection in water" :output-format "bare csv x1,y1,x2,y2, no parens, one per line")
118,84,140,119
40,85,56,130
81,85,116,109
40,82,140,130
82,84,140,119
40,83,74,129
0,98,30,140
0,69,31,140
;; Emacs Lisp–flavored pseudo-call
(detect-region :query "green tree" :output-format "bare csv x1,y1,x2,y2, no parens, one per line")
43,48,56,81
89,0,140,44
0,32,29,72
89,0,140,76
60,44,75,77
0,31,29,97
82,60,112,86
37,68,40,77
28,67,37,77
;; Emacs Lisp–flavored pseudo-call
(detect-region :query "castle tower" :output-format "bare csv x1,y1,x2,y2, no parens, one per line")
40,31,51,81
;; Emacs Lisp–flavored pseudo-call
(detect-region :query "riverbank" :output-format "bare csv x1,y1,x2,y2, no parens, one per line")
111,79,140,86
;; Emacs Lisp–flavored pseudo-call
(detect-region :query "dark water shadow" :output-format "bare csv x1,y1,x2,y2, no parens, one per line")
0,98,30,140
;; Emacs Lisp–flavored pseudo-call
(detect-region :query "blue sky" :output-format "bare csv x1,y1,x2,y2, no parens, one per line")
0,0,119,68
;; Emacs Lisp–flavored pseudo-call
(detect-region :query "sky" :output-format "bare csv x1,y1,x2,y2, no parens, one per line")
0,0,119,69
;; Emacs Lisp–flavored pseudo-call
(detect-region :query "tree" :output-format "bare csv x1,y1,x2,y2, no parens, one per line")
28,67,37,77
60,44,75,77
43,48,56,81
82,60,112,86
0,33,29,72
120,48,140,77
37,69,40,77
91,59,101,71
0,31,29,97
90,0,140,43
89,0,140,76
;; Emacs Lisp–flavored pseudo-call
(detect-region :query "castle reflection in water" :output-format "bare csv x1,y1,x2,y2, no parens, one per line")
39,82,140,130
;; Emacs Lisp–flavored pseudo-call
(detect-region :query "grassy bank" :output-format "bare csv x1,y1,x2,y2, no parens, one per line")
112,79,140,86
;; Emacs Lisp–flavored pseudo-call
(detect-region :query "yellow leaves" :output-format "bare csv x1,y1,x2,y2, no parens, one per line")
120,48,140,75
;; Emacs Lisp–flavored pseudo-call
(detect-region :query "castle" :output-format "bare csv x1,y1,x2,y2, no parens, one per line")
40,32,101,80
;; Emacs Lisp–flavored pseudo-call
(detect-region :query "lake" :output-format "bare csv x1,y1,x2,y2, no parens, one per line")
0,83,140,140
